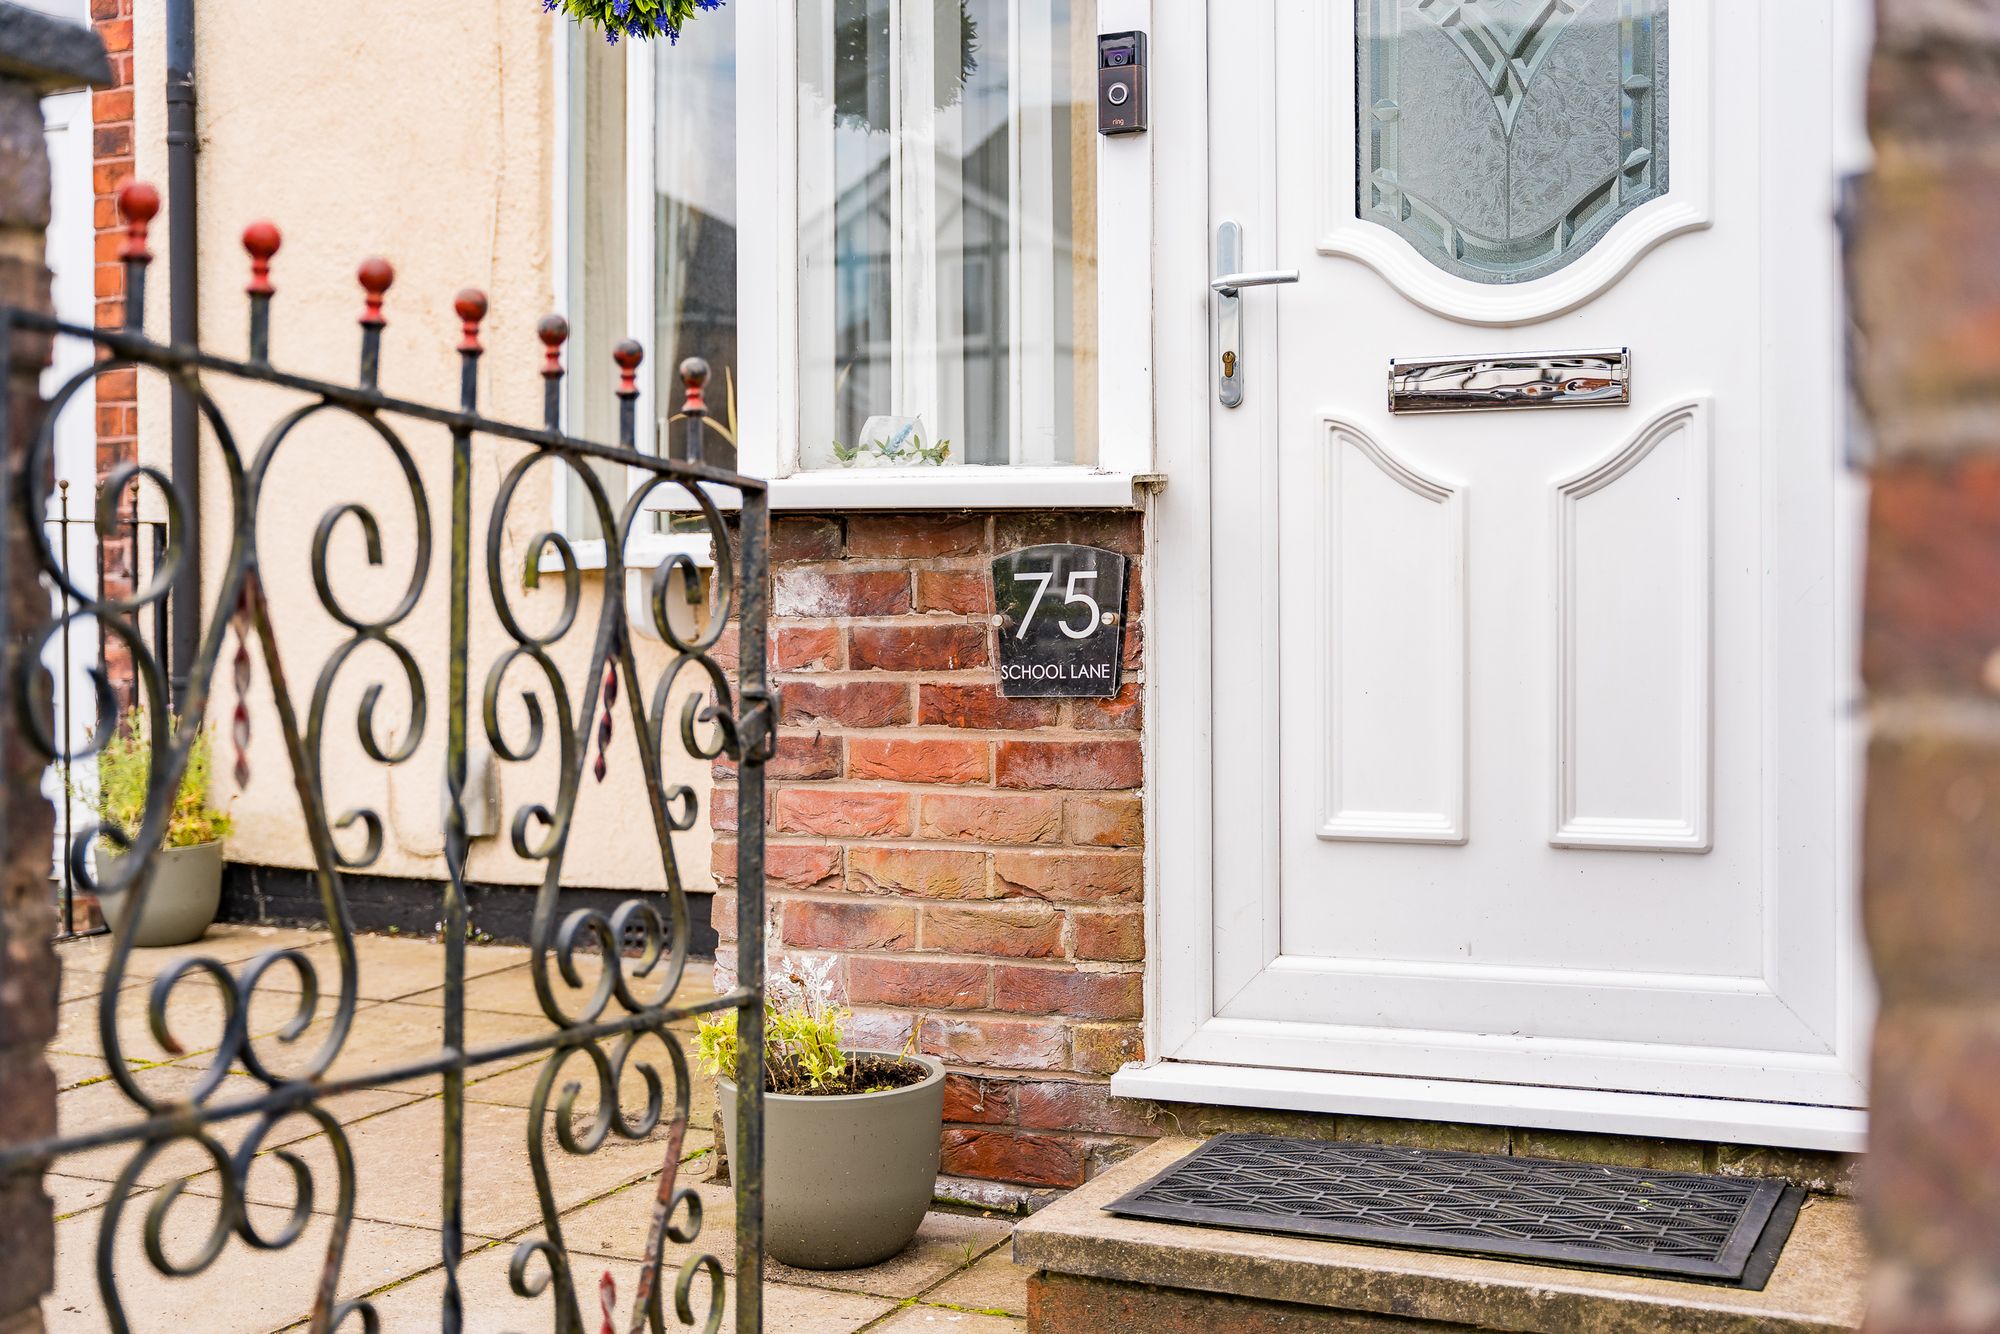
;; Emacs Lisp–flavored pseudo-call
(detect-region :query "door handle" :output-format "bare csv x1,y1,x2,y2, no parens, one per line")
1215,221,1297,408
1211,270,1300,295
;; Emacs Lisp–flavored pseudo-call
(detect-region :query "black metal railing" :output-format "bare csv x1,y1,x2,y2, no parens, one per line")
44,483,170,940
0,182,773,1332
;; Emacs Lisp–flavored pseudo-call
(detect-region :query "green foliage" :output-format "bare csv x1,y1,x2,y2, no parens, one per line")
696,1002,852,1094
96,711,232,851
544,0,723,45
696,935,867,1095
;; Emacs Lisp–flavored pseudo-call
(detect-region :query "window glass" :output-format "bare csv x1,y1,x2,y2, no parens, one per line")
567,16,739,538
796,0,1098,469
657,4,739,471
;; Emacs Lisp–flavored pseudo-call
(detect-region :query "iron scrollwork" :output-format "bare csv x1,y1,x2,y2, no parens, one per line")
0,182,771,1332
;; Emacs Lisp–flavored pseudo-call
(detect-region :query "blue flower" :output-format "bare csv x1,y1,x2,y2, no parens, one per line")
611,0,629,15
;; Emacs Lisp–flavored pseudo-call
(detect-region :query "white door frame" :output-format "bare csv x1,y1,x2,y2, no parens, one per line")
1120,0,1876,1153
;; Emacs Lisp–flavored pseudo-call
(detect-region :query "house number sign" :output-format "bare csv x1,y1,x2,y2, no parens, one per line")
993,544,1127,698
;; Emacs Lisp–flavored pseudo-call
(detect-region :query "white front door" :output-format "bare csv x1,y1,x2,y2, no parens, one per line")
1163,0,1867,1131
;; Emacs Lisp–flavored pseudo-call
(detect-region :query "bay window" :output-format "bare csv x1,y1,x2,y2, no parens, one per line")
562,0,1138,524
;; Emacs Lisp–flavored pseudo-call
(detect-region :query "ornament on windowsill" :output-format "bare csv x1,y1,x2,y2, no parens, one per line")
540,0,724,46
833,415,952,468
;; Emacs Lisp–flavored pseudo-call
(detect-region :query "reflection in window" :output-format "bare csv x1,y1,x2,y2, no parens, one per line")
658,4,739,472
567,15,740,539
567,33,629,541
797,0,1098,469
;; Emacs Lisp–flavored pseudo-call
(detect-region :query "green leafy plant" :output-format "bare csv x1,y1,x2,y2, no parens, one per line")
696,930,927,1096
96,711,232,851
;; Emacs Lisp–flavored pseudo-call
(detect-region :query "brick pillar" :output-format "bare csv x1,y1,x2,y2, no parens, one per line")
1853,3,2000,1330
711,512,1160,1189
0,12,111,1331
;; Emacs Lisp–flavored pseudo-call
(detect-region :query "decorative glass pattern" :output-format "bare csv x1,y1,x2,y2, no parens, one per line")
1357,0,1669,285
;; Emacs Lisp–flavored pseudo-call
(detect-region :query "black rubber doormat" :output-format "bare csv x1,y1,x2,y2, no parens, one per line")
1104,1133,1806,1289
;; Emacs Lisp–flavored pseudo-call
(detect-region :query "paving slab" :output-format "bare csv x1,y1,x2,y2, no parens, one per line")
196,999,562,1093
1015,1137,1868,1334
345,1240,897,1333
44,1172,131,1220
44,1051,139,1093
52,1064,418,1188
55,924,332,979
181,1094,684,1242
257,934,531,1002
398,955,717,1026
57,965,125,1005
465,1036,719,1143
563,1181,1013,1300
45,1198,441,1333
925,1243,1031,1318
50,980,348,1067
876,1306,1027,1333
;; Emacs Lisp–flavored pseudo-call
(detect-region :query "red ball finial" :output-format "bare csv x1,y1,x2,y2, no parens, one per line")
116,181,161,263
613,339,644,397
537,314,569,379
242,221,281,296
679,356,710,416
455,289,488,354
357,258,394,328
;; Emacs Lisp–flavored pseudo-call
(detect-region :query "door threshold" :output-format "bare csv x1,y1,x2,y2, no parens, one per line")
1110,1061,1867,1154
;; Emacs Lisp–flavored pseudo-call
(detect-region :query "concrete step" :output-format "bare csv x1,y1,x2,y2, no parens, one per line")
1013,1137,1866,1333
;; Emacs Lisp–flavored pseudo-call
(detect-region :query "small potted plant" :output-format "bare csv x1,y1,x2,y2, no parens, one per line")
94,711,232,948
698,935,945,1269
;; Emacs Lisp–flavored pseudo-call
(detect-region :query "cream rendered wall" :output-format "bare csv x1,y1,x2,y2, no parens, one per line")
126,1,715,899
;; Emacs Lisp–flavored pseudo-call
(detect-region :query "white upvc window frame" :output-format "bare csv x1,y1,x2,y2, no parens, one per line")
734,0,1156,509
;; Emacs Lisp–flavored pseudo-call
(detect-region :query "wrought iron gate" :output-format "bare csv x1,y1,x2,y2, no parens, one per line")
0,183,772,1332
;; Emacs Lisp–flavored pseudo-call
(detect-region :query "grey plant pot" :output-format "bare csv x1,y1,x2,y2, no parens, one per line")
97,840,224,948
717,1051,946,1270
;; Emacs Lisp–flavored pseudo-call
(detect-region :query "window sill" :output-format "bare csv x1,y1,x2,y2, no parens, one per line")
545,531,716,575
760,466,1152,511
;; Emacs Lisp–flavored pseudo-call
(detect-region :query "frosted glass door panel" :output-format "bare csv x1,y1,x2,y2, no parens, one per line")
1357,0,1668,285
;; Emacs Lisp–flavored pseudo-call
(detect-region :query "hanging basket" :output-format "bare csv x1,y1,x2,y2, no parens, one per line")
544,0,725,45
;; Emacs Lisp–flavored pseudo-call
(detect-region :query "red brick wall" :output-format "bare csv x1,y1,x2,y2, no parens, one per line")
1853,2,2000,1327
89,0,137,702
711,511,1160,1188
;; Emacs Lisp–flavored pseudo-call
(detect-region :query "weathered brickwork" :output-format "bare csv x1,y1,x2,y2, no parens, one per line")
1854,2,2000,1329
711,511,1153,1187
0,199,58,1331
0,16,106,1325
88,0,136,703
